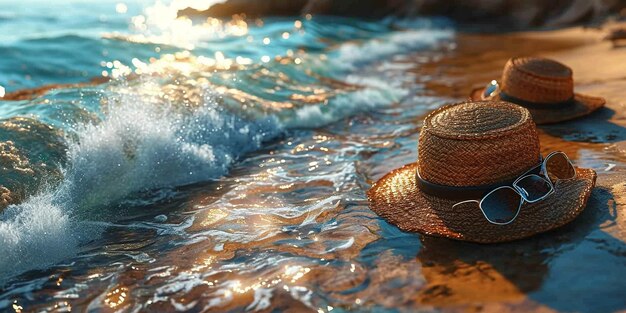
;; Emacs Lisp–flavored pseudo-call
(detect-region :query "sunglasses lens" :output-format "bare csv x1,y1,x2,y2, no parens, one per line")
515,175,552,202
481,187,521,224
483,80,499,99
545,152,576,182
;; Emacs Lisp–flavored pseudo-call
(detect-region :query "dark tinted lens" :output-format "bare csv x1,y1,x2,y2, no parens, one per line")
545,152,575,182
481,187,521,224
515,175,552,202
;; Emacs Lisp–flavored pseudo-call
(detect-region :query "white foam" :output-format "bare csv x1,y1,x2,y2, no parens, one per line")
285,28,452,128
64,95,280,208
0,193,78,283
246,288,273,311
331,29,453,71
0,89,282,284
283,77,408,128
0,23,453,284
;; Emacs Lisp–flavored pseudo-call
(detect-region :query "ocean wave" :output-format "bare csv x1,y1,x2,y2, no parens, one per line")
0,20,452,285
331,29,453,71
0,85,282,283
0,80,399,283
0,192,78,283
282,77,408,128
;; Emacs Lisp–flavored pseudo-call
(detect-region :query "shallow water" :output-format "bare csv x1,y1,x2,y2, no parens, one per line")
1,1,626,312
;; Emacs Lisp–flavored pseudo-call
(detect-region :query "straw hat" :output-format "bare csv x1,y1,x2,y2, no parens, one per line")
470,57,605,124
367,101,596,243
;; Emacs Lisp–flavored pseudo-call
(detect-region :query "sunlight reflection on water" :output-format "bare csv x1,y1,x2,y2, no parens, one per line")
0,0,461,311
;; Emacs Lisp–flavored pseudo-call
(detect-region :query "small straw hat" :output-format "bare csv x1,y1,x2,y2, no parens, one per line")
470,57,605,124
367,101,596,243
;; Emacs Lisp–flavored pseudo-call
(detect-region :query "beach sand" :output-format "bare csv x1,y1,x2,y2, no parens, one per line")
400,23,626,311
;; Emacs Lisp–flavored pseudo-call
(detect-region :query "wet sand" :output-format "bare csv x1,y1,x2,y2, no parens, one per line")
397,24,626,312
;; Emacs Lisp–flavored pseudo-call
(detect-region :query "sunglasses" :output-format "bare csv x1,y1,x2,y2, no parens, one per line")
482,80,500,100
453,151,577,225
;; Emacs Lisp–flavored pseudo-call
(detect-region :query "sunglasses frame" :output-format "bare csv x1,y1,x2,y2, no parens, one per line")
453,151,576,225
482,80,500,100
513,173,555,203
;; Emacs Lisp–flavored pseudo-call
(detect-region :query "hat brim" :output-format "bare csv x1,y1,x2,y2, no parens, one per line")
469,87,605,125
367,163,596,243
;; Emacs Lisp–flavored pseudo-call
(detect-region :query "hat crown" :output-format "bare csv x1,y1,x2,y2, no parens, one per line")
418,101,540,187
501,57,574,104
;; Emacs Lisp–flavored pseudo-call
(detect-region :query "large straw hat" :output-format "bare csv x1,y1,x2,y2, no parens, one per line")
367,101,596,243
470,57,605,124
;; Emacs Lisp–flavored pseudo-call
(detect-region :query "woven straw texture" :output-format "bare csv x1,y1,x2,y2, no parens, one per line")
418,101,539,187
367,101,597,243
469,57,605,124
368,163,596,243
502,57,573,103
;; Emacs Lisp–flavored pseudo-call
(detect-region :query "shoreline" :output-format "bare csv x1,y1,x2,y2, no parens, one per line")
3,23,623,102
389,22,626,310
1,14,626,311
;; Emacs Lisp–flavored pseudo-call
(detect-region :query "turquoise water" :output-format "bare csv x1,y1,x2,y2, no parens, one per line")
1,2,626,312
0,0,459,311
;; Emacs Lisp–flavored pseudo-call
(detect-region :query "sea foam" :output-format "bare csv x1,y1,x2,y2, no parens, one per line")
332,29,453,71
0,89,281,283
0,23,452,285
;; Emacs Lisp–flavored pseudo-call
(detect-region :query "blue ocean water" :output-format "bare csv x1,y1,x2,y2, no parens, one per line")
2,2,626,312
0,1,457,309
